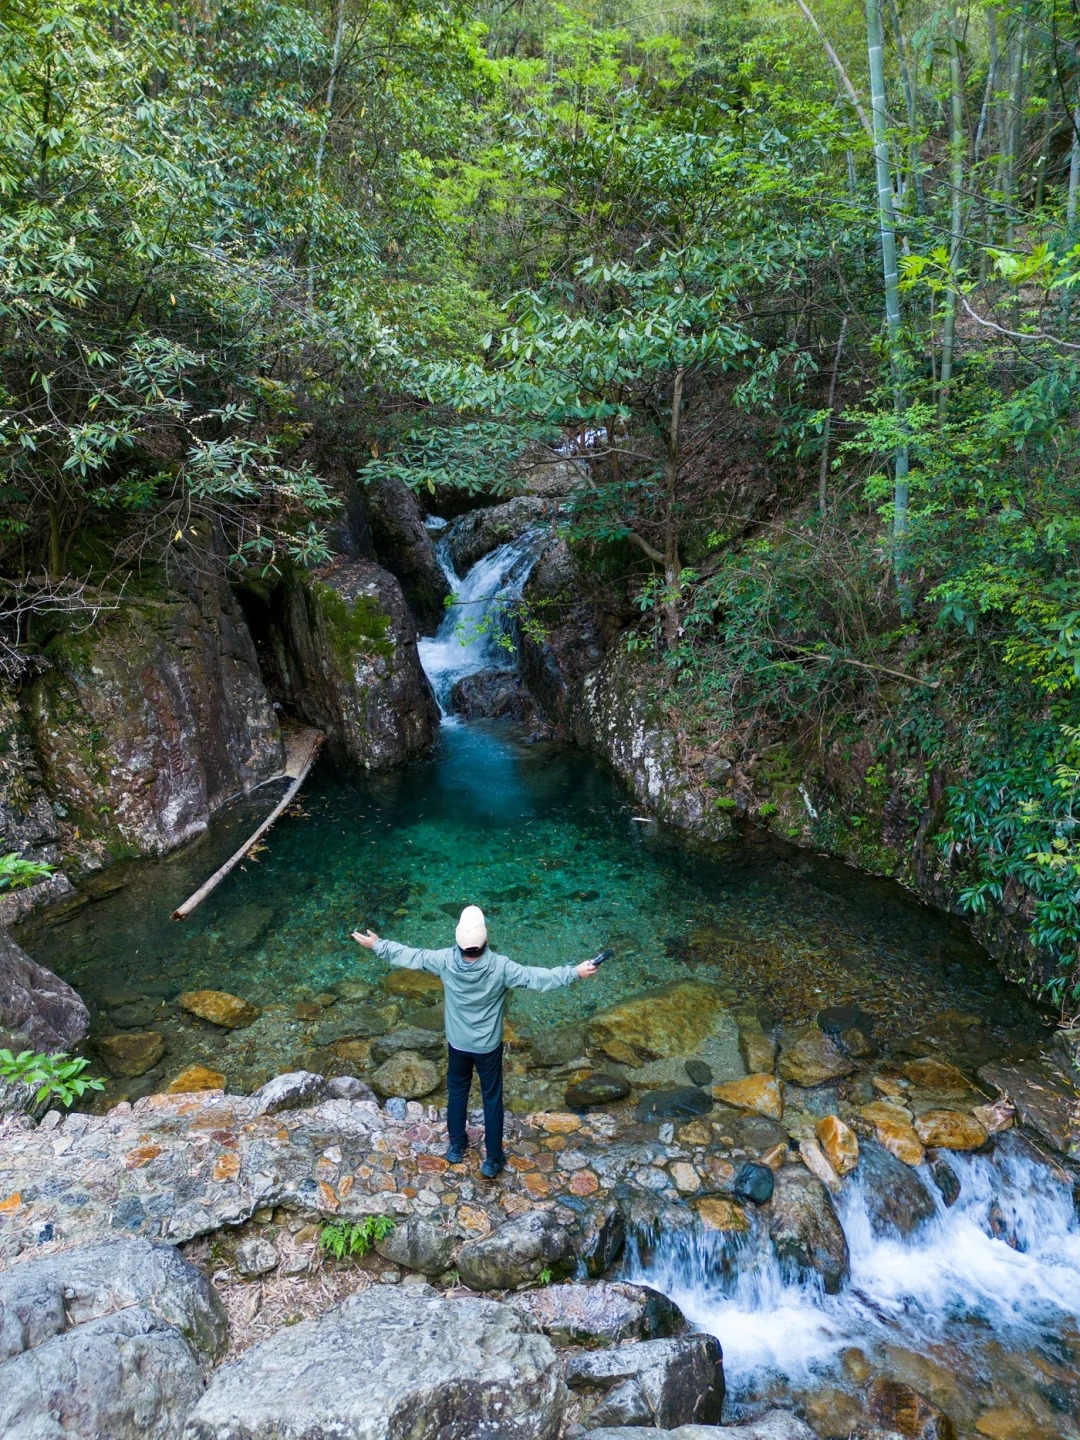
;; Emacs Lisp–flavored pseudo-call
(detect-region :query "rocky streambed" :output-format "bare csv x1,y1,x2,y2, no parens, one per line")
1,966,1078,1439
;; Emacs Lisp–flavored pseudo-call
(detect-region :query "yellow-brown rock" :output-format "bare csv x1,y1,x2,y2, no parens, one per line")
178,990,259,1029
330,1038,371,1066
384,969,443,1001
592,1037,644,1067
693,1196,750,1232
677,1119,714,1147
914,1108,989,1151
816,1114,859,1176
972,1099,1015,1136
165,1064,225,1094
738,1023,777,1075
860,1101,925,1166
975,1407,1042,1440
586,980,729,1062
799,1137,841,1194
712,1073,783,1120
778,1026,854,1087
761,1142,788,1171
901,1057,980,1098
96,1031,165,1077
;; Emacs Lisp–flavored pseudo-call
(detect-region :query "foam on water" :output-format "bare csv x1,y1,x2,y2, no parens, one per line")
418,528,543,713
629,1133,1080,1403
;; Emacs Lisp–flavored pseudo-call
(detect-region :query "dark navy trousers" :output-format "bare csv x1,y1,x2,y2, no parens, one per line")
446,1042,504,1161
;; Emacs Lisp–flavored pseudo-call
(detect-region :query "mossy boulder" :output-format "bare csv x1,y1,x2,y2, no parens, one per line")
586,980,730,1062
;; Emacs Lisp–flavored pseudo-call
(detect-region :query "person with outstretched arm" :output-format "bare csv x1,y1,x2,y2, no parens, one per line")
353,905,600,1179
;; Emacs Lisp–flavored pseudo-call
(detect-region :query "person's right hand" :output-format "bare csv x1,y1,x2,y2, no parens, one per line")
352,929,380,949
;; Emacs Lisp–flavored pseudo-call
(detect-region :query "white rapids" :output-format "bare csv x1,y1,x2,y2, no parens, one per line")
628,1134,1080,1412
418,528,543,717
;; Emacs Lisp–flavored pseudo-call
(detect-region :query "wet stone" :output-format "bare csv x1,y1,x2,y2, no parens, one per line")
867,1377,957,1440
930,1157,961,1207
818,1004,875,1038
178,990,259,1029
96,1031,165,1078
684,1059,713,1087
778,1027,854,1087
371,1051,440,1099
370,1027,444,1064
855,1138,937,1238
635,1087,712,1123
732,1161,775,1205
565,1072,631,1109
712,1073,783,1120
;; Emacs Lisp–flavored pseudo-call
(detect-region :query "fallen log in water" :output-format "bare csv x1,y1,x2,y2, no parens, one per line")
171,726,324,921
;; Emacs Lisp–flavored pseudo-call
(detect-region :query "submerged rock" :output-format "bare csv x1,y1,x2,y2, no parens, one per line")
564,1334,724,1430
529,1022,586,1068
370,1026,444,1063
184,1284,567,1440
96,1030,166,1077
178,989,259,1029
566,1072,631,1108
867,1376,957,1440
370,1050,440,1099
635,1087,712,1122
586,980,730,1063
584,1413,813,1440
778,1027,854,1087
165,1063,225,1093
383,969,442,1002
766,1166,849,1293
713,1072,783,1120
456,1211,573,1291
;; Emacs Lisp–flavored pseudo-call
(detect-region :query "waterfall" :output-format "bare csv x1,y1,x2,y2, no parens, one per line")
627,1134,1080,1407
418,527,544,718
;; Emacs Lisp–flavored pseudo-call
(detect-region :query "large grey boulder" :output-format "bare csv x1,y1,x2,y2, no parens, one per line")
766,1166,850,1294
183,1284,566,1440
0,928,88,1054
456,1210,574,1291
251,1071,327,1115
374,1215,455,1275
0,1305,205,1440
508,1280,685,1345
275,559,438,769
565,1334,724,1429
362,474,451,634
446,496,556,574
0,1237,225,1440
0,1236,228,1362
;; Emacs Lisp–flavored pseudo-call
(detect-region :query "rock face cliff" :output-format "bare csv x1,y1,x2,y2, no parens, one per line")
23,564,283,863
516,534,1051,995
257,560,439,769
0,547,438,918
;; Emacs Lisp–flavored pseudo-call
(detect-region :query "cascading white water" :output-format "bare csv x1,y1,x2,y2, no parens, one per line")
418,528,543,717
628,1134,1080,1410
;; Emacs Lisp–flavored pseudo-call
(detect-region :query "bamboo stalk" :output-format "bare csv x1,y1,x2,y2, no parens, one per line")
866,0,911,615
939,0,966,420
171,730,324,921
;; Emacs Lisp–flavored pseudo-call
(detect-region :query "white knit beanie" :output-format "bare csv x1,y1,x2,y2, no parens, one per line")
455,905,488,950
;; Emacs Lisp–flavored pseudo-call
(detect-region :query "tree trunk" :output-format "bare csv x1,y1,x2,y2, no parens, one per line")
662,368,685,648
307,0,346,313
885,0,924,216
1002,17,1026,250
939,0,966,421
866,0,911,615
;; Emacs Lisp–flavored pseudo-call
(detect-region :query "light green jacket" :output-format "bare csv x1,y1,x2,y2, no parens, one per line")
373,939,578,1054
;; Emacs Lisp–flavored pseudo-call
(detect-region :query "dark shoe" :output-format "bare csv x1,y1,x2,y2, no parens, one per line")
480,1154,506,1180
446,1142,468,1164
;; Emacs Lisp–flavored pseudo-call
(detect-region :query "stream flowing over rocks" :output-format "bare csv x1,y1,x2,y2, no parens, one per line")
1,492,1080,1439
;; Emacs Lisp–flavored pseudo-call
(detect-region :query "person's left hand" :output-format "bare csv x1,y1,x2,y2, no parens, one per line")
352,929,380,949
577,959,600,978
